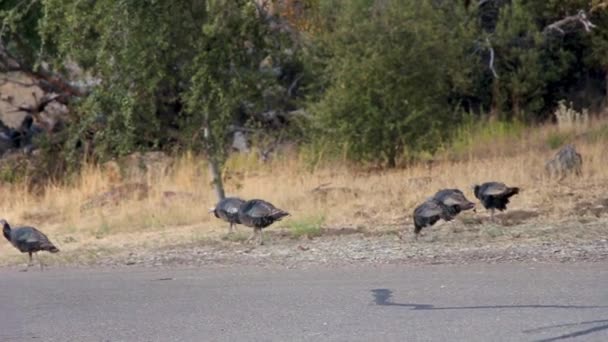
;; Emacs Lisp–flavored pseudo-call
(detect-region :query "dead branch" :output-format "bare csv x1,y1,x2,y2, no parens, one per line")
310,182,332,192
543,10,596,35
1,92,64,132
287,74,303,97
486,37,499,79
13,93,61,115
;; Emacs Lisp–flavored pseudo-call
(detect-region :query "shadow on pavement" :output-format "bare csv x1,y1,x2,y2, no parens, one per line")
370,289,608,310
371,289,608,341
524,319,608,342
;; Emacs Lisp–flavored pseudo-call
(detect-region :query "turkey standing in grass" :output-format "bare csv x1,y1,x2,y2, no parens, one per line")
238,199,289,245
432,189,476,216
473,182,520,222
413,199,454,240
208,197,246,233
2,219,59,271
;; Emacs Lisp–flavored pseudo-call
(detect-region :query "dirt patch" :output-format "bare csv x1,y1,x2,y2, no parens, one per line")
496,210,541,226
573,198,608,217
323,226,368,236
457,210,540,227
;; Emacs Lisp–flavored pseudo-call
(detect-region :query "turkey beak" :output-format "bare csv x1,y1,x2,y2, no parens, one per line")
208,207,215,213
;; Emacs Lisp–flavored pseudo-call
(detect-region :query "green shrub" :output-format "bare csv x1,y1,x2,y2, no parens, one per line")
449,117,526,156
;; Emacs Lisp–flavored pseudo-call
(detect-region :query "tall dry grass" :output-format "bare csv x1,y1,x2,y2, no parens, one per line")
1,114,608,262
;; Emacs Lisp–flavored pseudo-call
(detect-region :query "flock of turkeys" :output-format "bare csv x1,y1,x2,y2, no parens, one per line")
2,180,519,270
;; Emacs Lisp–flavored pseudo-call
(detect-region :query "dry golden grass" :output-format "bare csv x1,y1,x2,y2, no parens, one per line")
1,117,608,264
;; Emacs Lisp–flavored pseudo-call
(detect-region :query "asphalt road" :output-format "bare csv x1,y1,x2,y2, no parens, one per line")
1,263,607,342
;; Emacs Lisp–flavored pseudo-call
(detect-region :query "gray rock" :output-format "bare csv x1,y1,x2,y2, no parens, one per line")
545,144,582,179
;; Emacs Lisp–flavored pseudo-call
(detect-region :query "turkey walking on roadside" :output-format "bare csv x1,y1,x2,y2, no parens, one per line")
412,199,455,240
238,199,289,245
209,197,246,233
473,182,520,222
432,189,476,216
2,219,59,271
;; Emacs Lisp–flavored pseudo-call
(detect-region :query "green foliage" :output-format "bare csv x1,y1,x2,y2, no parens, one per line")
546,131,574,149
0,0,47,69
38,0,288,166
308,0,477,166
450,116,526,155
289,215,325,239
477,0,574,120
3,0,608,179
0,159,26,183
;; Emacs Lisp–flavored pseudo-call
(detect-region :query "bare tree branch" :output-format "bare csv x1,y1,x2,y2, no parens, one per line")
287,74,303,97
543,10,596,35
486,37,499,79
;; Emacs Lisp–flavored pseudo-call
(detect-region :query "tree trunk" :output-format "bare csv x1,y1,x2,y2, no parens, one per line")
208,156,225,201
604,67,608,110
386,144,397,168
512,93,521,121
490,78,500,120
203,126,225,201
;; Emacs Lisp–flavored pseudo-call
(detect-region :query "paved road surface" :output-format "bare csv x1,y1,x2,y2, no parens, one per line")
1,263,607,342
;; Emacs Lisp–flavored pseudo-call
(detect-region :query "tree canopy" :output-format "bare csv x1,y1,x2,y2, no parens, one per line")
1,0,608,173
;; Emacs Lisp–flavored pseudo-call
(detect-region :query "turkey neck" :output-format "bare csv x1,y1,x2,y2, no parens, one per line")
473,185,481,199
2,224,10,242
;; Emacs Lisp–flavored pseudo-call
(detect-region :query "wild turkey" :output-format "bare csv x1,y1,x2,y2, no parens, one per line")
432,189,476,216
2,219,59,271
413,199,454,239
473,182,520,222
238,199,289,245
208,197,246,233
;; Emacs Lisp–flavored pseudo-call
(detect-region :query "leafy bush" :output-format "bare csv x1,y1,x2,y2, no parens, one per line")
307,0,476,167
450,117,526,156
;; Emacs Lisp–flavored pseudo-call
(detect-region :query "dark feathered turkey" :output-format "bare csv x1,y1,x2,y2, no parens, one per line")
413,199,454,239
209,197,246,233
238,199,289,245
2,219,59,271
473,182,520,221
432,189,476,216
